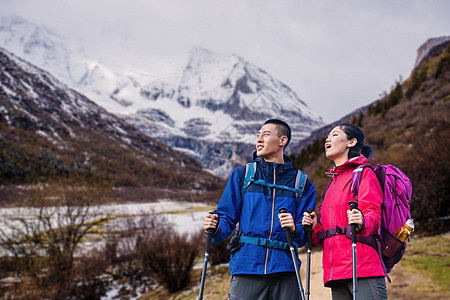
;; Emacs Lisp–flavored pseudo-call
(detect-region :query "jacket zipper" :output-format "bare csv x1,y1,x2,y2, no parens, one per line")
328,176,335,282
264,167,277,274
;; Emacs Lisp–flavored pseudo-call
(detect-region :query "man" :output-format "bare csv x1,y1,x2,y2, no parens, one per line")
203,119,316,300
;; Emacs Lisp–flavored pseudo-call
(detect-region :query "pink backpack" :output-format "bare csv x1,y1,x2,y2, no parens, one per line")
351,164,413,279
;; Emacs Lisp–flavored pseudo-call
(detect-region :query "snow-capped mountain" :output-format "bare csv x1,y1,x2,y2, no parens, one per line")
0,16,324,177
0,45,222,190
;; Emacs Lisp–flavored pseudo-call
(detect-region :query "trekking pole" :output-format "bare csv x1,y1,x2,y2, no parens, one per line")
198,210,218,300
348,201,358,300
303,208,315,300
279,207,306,300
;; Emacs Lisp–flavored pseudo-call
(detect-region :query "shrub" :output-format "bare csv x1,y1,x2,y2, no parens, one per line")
103,213,202,294
406,65,429,98
291,137,324,170
66,249,110,299
435,45,450,79
137,225,200,293
0,187,112,299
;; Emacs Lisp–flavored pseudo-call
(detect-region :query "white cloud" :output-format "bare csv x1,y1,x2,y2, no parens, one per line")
1,0,449,122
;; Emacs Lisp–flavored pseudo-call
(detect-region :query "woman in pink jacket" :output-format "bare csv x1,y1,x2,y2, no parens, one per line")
302,123,387,299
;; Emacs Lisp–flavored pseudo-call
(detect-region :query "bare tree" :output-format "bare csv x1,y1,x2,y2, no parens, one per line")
0,186,112,299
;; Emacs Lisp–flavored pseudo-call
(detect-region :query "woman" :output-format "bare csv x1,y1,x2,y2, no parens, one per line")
302,123,387,299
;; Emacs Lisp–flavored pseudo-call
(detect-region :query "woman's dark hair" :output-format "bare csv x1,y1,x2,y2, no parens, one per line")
338,123,375,159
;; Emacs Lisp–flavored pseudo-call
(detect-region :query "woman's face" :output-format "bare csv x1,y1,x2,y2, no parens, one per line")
325,126,356,165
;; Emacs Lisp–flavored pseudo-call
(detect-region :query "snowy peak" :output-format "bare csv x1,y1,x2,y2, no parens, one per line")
136,46,323,138
0,16,324,177
127,48,324,177
176,47,316,121
0,16,70,81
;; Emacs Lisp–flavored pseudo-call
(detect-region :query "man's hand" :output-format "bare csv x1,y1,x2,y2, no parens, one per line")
278,211,296,232
203,213,219,233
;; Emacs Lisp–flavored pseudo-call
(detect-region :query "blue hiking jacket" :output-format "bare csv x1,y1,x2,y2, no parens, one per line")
212,152,316,275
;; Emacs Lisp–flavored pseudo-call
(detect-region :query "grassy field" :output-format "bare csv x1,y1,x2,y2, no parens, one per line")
388,232,450,299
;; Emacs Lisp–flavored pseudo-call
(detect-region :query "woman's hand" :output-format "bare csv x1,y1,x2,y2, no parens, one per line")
278,212,296,232
347,209,363,231
302,211,317,229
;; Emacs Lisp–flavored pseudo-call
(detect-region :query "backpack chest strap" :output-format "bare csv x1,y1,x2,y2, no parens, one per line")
241,162,308,203
249,178,300,194
317,225,377,247
317,225,352,239
239,235,298,252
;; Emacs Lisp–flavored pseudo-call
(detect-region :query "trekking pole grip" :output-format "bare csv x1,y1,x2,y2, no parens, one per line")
205,210,218,252
206,210,218,236
305,208,314,249
278,207,294,247
348,201,358,242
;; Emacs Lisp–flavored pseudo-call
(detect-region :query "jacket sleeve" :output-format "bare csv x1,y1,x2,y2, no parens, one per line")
292,179,316,247
312,223,324,246
212,168,243,244
357,168,383,237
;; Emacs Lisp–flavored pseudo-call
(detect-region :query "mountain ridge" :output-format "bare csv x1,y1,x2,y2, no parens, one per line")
0,46,223,195
0,16,324,177
290,37,450,154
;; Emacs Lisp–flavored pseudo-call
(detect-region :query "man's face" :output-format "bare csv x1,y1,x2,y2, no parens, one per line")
256,123,285,160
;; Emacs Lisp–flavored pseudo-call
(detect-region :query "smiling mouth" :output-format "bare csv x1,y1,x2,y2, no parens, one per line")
256,145,264,151
325,144,331,150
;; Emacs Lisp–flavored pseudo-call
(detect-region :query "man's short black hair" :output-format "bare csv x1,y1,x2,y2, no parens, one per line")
264,119,292,149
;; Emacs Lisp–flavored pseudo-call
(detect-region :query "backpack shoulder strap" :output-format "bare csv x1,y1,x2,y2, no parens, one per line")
241,162,257,196
294,170,308,203
351,164,374,201
241,162,307,205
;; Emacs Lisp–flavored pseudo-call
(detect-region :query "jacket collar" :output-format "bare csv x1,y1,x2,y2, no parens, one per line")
251,151,294,171
327,154,368,176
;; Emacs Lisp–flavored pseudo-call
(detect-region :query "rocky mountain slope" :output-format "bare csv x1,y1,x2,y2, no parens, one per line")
290,37,450,226
290,36,450,153
0,46,223,195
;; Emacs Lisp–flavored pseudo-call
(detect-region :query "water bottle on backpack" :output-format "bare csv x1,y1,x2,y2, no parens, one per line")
394,219,415,242
383,219,414,258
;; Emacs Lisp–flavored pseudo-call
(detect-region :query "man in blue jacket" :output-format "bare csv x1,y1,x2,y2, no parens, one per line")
203,119,316,300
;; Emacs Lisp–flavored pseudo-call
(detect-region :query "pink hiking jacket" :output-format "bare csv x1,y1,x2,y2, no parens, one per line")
313,155,385,286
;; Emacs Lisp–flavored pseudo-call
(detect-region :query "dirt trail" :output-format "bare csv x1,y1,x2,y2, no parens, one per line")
298,250,332,299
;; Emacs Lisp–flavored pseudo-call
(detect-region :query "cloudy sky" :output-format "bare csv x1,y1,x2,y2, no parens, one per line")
1,0,449,122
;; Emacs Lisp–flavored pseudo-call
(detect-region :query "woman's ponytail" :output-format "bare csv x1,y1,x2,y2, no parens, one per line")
361,145,375,159
339,123,375,159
